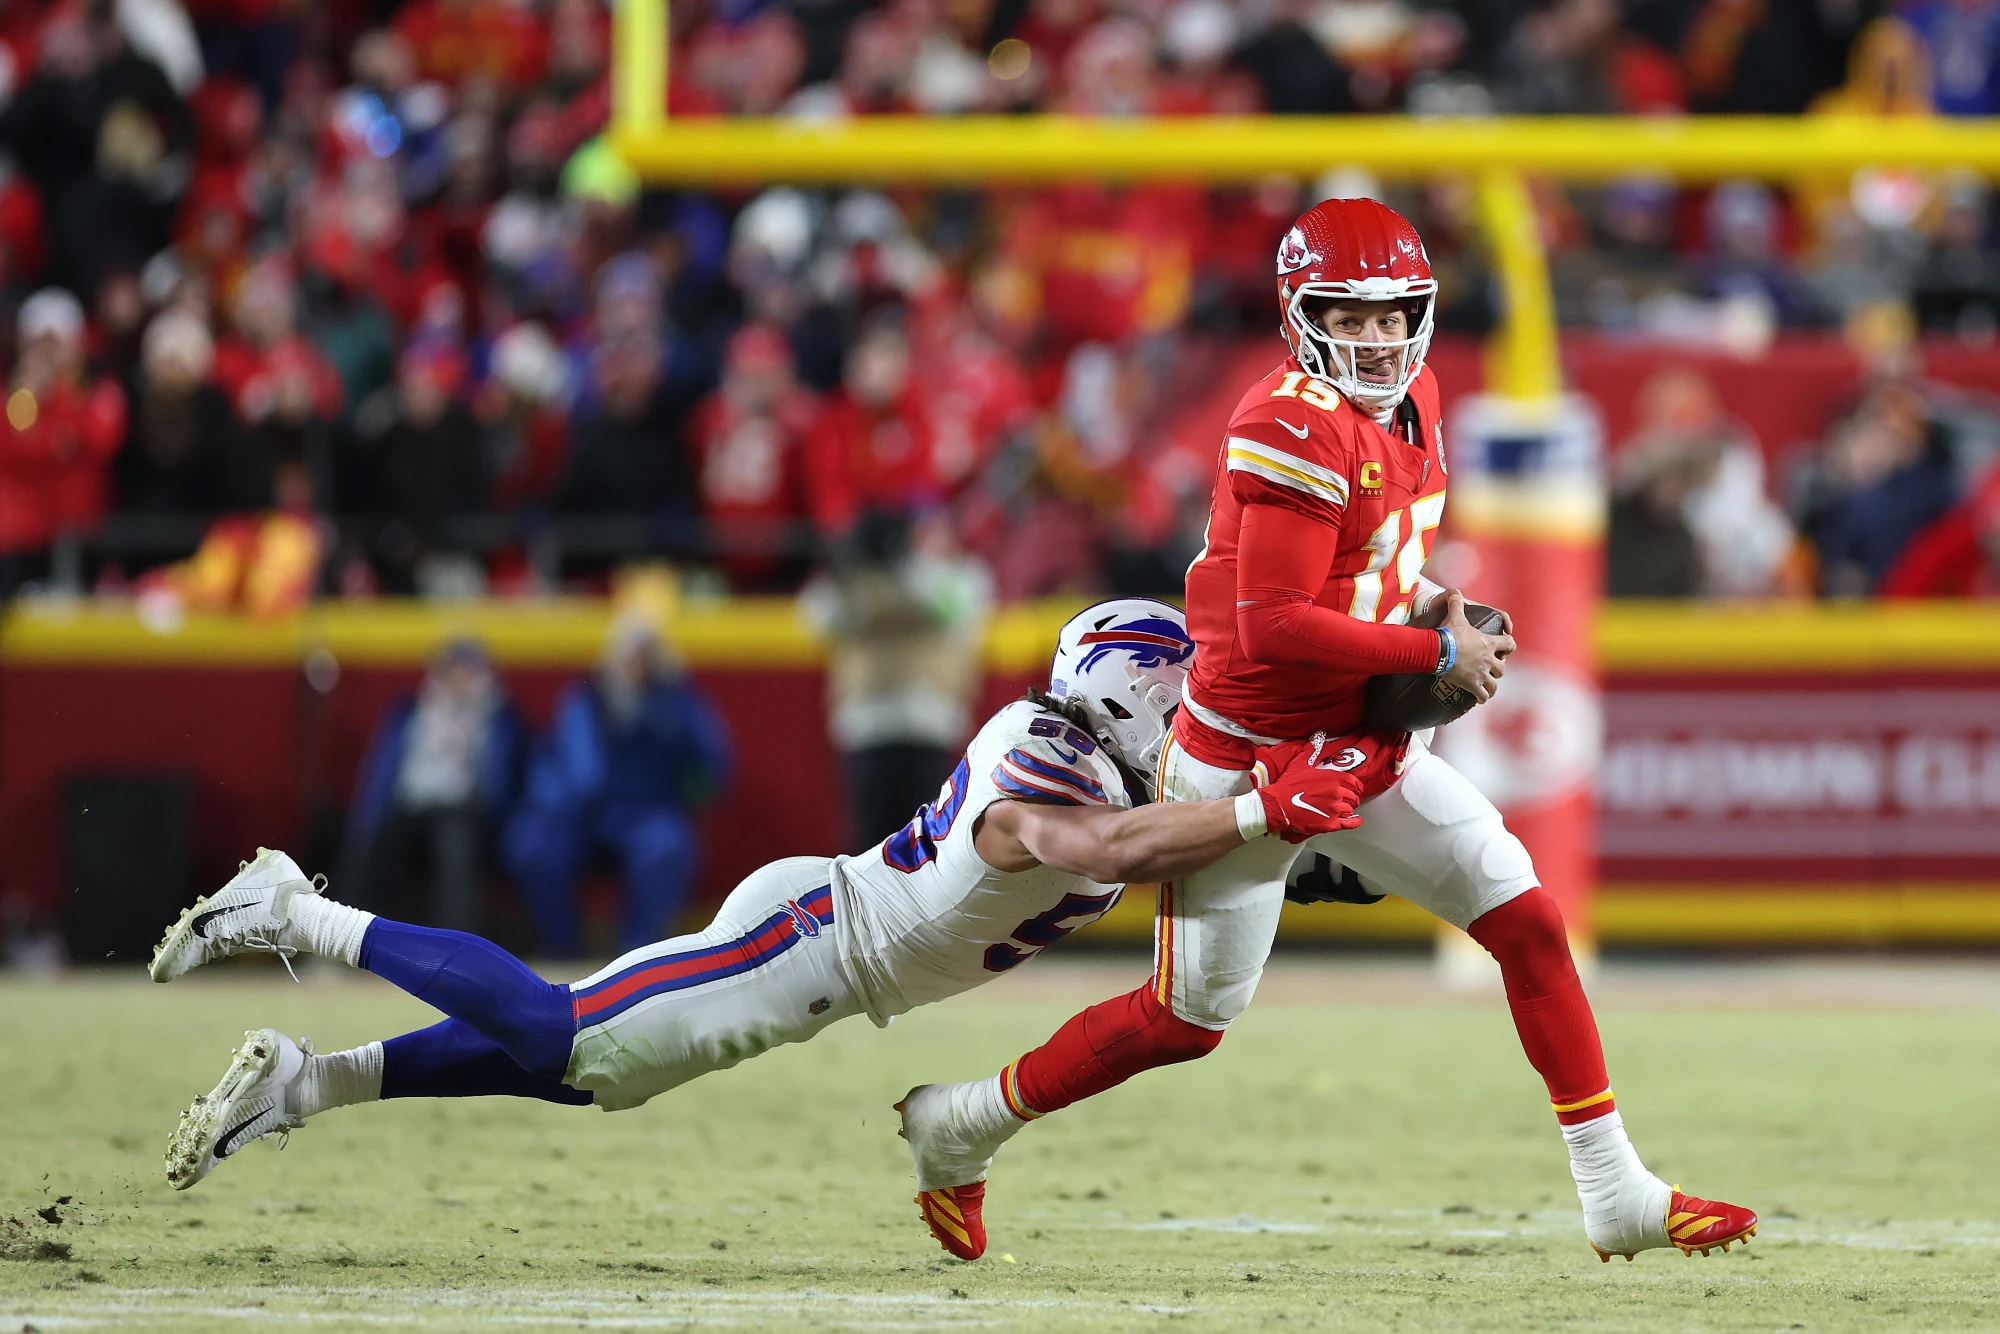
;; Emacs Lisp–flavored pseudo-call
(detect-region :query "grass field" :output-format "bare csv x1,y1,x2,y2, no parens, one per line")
3,954,2000,1332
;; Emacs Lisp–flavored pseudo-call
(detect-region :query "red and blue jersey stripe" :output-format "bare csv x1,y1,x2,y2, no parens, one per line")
570,885,835,1028
993,747,1106,806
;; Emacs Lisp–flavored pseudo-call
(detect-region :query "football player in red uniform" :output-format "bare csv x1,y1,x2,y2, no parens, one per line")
899,197,1757,1264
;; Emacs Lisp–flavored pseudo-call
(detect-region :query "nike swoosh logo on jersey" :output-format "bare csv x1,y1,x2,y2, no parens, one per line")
1291,794,1330,818
191,903,250,939
1276,418,1311,439
214,1111,266,1159
1049,745,1080,764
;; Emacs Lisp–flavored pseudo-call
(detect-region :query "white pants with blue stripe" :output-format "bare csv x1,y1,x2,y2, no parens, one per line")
564,856,865,1112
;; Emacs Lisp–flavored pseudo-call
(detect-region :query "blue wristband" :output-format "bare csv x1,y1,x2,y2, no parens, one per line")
1434,628,1456,678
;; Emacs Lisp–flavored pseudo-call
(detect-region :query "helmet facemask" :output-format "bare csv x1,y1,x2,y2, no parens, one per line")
1284,281,1436,412
1083,667,1181,802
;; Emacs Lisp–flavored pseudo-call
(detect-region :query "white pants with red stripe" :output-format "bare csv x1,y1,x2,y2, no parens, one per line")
565,856,866,1111
1156,732,1538,1029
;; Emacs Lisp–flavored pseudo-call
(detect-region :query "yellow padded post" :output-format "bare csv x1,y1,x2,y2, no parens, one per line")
1475,167,1561,402
614,0,666,138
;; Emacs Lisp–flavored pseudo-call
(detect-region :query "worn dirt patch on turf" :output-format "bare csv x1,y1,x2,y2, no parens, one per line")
0,1214,72,1264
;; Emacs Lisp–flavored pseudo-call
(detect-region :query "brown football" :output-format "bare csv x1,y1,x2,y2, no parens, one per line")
1360,602,1508,732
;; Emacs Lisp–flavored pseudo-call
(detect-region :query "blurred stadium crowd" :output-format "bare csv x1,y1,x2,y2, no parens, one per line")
0,0,1993,612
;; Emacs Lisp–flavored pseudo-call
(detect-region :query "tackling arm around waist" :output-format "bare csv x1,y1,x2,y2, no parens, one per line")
972,797,1255,887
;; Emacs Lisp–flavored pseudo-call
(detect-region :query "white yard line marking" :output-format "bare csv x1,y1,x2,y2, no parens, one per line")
1088,1211,2000,1249
2,1285,1199,1331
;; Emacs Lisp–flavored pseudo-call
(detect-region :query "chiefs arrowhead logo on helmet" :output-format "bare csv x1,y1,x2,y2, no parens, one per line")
1275,226,1321,276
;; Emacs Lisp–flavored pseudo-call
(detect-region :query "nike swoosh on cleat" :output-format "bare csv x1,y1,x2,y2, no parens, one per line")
191,904,251,939
1276,418,1310,439
1291,794,1329,818
213,1112,266,1159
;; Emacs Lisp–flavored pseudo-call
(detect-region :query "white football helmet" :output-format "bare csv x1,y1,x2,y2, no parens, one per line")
1048,598,1195,800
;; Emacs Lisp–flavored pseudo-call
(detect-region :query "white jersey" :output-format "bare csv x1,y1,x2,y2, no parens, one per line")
832,699,1134,1022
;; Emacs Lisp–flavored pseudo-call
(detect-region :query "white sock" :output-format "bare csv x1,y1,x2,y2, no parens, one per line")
294,1042,384,1119
288,896,375,967
962,1071,1032,1146
1564,1111,1672,1254
905,1075,1030,1192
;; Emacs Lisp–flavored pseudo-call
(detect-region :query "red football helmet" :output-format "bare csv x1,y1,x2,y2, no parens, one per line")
1275,197,1436,410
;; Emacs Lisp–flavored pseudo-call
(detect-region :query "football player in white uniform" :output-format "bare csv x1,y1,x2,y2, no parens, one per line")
147,598,1372,1257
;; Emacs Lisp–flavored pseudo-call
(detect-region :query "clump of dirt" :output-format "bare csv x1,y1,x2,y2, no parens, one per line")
2,1194,79,1262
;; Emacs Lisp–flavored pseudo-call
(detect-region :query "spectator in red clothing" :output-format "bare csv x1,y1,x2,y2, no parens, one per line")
0,158,46,295
994,184,1199,349
0,289,127,582
684,9,806,114
688,323,820,590
1011,0,1100,84
1882,465,2000,598
805,313,939,537
541,0,609,146
477,320,570,509
821,7,919,114
393,0,545,92
1056,16,1157,115
213,257,343,426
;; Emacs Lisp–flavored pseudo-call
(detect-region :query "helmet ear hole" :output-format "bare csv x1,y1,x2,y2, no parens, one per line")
1101,697,1133,720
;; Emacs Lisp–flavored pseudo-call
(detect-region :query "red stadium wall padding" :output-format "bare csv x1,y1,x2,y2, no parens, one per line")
0,667,305,916
0,663,845,927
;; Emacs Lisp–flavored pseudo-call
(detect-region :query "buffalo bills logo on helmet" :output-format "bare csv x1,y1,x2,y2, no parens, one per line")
783,900,823,939
1276,226,1321,275
1075,617,1196,672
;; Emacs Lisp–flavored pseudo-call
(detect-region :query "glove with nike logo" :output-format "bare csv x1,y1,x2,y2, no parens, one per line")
1250,734,1373,843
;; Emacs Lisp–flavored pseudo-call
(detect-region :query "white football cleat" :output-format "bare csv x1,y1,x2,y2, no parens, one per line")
164,1028,309,1190
150,848,319,983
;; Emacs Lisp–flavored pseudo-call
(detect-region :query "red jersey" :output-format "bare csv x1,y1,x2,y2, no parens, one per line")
1183,356,1449,746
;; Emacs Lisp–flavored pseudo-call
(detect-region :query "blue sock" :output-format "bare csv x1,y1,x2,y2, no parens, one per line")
358,919,576,1079
381,1019,592,1104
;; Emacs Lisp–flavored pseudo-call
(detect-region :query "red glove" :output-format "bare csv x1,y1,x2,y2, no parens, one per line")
1254,734,1369,842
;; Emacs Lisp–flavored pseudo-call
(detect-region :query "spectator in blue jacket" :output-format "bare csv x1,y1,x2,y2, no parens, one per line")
1800,381,1962,595
503,617,732,956
342,638,526,933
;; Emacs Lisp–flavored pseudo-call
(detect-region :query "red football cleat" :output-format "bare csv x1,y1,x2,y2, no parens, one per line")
915,1182,987,1260
1592,1189,1758,1261
1663,1190,1758,1256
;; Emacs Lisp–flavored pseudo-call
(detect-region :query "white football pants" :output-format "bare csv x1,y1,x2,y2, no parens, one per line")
565,856,865,1111
1155,731,1539,1028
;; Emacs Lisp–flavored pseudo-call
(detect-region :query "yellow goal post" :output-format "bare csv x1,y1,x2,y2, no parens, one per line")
609,0,2000,404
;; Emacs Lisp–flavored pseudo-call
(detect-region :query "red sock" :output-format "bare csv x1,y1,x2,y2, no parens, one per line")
1466,888,1616,1126
1002,980,1224,1118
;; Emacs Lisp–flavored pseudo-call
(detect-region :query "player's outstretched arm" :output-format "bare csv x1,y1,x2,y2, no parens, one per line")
973,748,1369,885
976,797,1247,886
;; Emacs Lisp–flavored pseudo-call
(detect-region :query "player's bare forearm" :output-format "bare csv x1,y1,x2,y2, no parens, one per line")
975,799,1245,886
